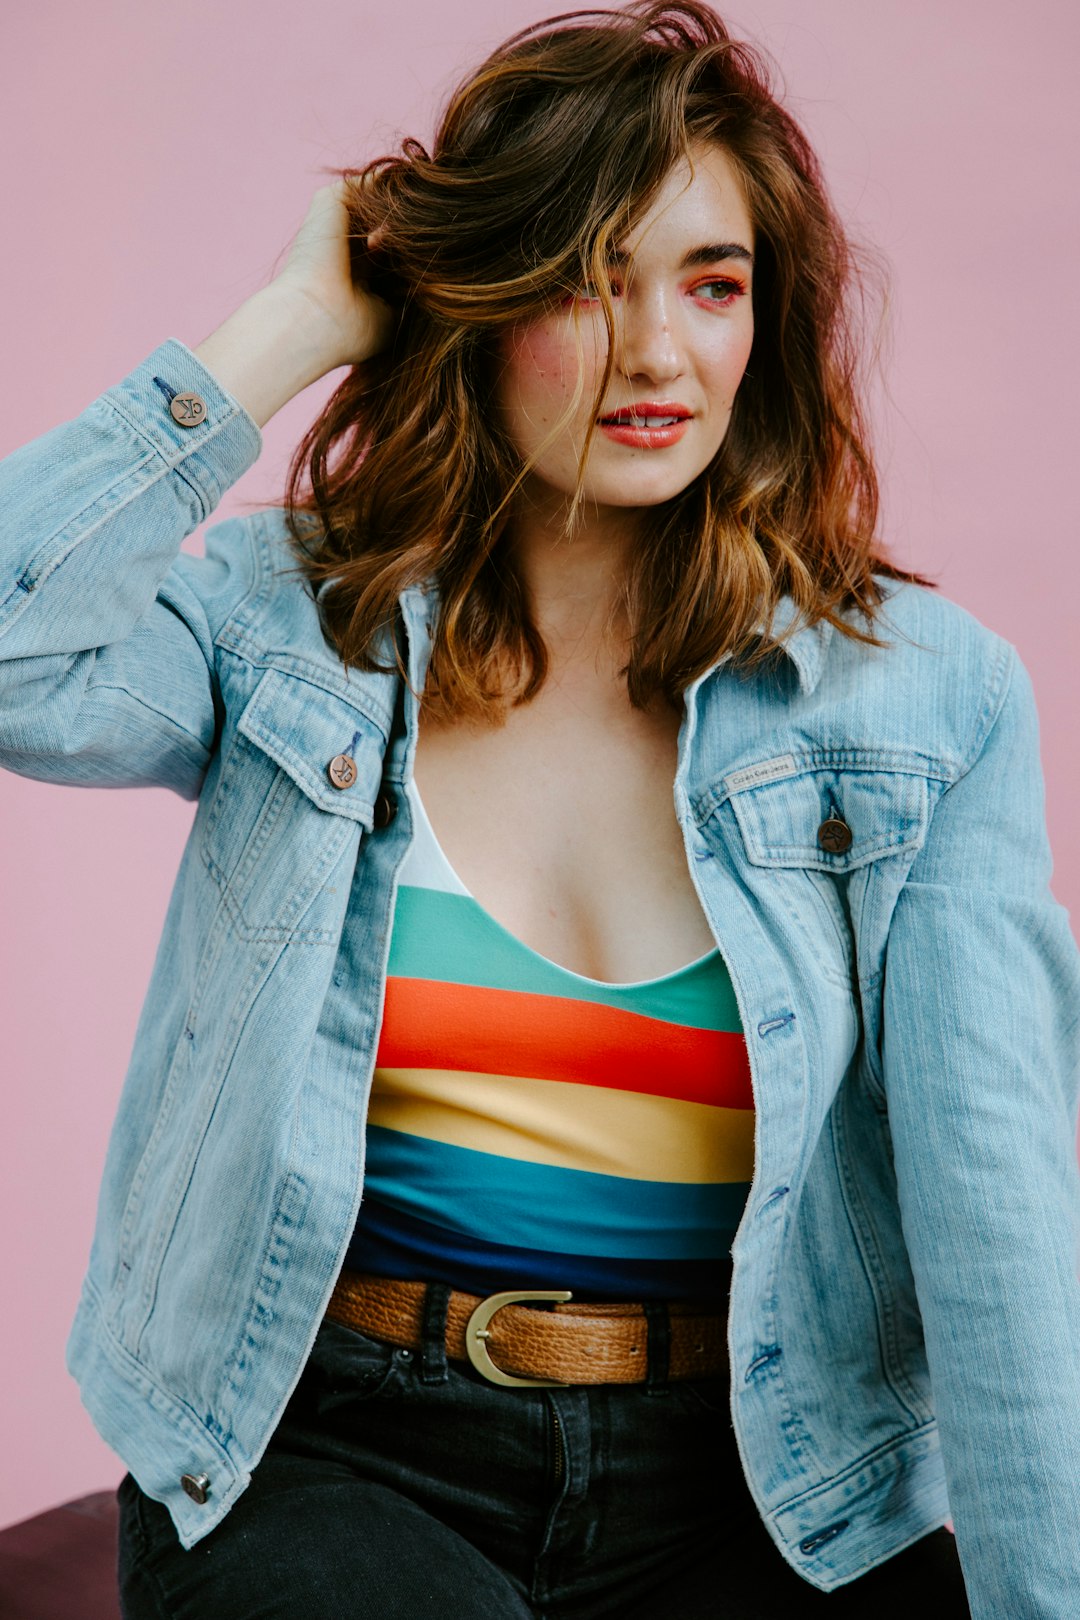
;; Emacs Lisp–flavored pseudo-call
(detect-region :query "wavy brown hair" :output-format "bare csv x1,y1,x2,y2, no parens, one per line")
279,0,933,721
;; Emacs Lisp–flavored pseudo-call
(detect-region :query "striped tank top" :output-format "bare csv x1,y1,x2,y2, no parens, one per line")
344,776,754,1299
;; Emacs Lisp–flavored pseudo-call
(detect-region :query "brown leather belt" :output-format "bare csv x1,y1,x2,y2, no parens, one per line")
324,1269,730,1387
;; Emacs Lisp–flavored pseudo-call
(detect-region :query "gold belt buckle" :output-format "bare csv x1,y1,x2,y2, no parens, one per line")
464,1289,573,1387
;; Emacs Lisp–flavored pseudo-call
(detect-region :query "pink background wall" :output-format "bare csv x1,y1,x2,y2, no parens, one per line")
2,0,1077,1533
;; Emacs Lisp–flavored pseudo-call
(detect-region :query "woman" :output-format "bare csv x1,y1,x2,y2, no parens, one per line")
2,2,1077,1615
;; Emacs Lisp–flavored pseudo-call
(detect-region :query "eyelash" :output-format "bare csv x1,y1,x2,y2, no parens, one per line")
566,276,747,308
690,277,746,307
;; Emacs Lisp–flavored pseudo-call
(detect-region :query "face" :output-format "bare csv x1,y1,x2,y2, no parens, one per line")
493,142,755,518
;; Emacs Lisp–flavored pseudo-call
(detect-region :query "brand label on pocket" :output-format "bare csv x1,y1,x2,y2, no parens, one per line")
724,754,798,795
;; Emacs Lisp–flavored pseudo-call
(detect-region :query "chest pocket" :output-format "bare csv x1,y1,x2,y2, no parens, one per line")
725,762,929,990
199,666,388,944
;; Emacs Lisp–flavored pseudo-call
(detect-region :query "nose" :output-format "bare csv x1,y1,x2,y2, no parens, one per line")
615,283,684,384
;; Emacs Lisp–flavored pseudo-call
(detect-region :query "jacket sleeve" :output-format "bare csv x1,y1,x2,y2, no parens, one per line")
881,641,1080,1620
0,338,263,798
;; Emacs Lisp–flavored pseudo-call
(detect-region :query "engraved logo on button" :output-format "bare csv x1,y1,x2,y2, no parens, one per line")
817,817,853,854
327,753,358,789
169,392,207,427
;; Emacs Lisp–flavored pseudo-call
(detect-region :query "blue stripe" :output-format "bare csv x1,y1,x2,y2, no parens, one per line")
345,1197,737,1302
361,1125,749,1260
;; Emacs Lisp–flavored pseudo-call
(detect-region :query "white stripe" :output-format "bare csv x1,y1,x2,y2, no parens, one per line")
398,776,472,896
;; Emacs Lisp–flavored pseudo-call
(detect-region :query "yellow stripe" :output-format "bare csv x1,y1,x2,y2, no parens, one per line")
367,1067,755,1184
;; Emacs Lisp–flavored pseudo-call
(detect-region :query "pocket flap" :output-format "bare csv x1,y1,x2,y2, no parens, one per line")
729,766,928,872
237,666,387,826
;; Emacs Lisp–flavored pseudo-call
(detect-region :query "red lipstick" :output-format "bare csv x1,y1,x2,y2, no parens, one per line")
598,401,692,449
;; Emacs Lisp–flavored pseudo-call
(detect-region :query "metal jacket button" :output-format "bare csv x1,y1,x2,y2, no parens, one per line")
373,790,396,829
327,753,358,789
180,1472,210,1504
817,816,852,854
169,392,207,428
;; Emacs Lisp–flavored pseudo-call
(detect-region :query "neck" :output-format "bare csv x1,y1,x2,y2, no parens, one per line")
505,478,647,669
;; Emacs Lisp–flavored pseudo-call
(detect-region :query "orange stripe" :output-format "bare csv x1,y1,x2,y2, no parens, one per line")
376,978,753,1109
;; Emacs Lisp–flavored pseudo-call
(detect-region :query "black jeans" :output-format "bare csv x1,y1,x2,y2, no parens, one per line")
117,1294,971,1619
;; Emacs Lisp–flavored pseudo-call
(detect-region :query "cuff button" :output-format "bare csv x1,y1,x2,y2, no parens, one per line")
180,1472,211,1504
170,392,207,428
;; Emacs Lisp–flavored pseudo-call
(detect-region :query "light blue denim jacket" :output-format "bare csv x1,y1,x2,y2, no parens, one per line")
3,339,1079,1614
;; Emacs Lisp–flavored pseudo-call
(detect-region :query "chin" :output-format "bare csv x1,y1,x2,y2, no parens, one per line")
586,470,702,508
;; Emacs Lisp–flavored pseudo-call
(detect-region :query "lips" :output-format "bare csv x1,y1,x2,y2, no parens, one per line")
599,401,692,426
597,402,693,449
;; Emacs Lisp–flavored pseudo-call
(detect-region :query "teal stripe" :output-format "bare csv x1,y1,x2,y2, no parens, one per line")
388,886,741,1031
362,1125,749,1260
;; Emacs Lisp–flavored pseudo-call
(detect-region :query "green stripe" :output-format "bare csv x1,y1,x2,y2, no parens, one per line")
388,886,741,1031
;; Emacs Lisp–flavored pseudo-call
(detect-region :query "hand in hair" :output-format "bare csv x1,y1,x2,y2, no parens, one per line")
272,177,396,371
192,178,397,429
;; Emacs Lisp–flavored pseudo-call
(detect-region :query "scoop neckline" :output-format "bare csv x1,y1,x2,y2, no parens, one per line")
405,775,720,992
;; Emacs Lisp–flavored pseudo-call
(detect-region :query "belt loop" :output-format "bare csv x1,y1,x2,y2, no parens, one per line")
420,1282,451,1383
642,1301,671,1395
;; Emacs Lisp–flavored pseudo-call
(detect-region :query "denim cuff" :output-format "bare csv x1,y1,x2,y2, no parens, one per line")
102,336,264,517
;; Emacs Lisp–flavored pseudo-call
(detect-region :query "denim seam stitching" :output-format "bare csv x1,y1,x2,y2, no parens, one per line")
75,1275,234,1468
128,936,287,1359
210,511,272,663
215,515,398,733
0,447,167,630
830,1101,928,1425
954,637,1015,781
84,679,213,756
103,389,248,507
693,754,954,826
772,1415,939,1516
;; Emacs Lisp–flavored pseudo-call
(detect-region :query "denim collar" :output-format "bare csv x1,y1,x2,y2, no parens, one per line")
398,578,834,700
757,595,834,697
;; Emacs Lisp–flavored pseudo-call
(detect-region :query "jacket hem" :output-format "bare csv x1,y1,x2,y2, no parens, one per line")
65,1274,249,1550
767,1420,952,1590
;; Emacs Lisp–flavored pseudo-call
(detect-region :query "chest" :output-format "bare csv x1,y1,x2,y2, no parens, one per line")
411,680,719,983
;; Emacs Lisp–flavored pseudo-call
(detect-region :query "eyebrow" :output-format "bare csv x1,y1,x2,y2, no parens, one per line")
608,241,754,269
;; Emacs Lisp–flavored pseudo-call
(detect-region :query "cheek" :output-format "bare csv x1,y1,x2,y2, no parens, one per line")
516,324,566,380
693,338,752,431
722,322,755,397
498,318,603,422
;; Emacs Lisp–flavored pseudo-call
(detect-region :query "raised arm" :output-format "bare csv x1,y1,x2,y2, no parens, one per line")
0,180,391,797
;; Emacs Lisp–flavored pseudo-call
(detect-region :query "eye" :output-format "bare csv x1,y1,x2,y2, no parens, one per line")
691,276,747,307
